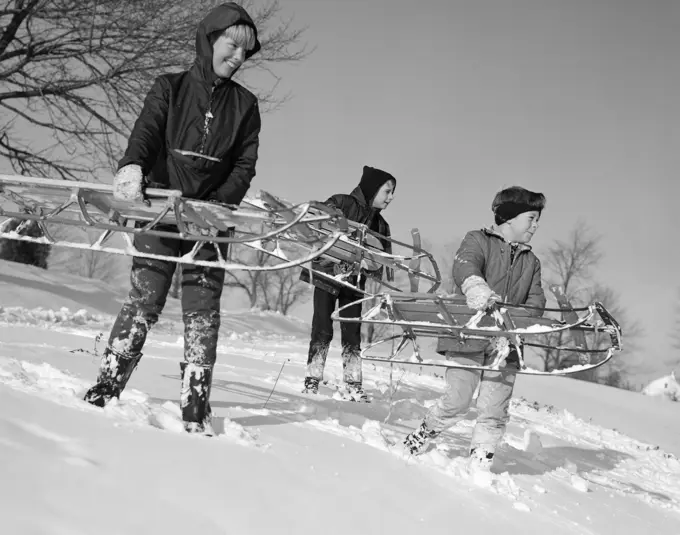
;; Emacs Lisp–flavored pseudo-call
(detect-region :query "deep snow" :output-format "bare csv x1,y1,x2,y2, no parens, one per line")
1,259,679,535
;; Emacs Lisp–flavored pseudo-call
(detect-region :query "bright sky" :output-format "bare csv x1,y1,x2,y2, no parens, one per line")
248,0,679,383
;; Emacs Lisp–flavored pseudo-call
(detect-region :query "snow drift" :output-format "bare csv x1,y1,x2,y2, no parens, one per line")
1,259,679,534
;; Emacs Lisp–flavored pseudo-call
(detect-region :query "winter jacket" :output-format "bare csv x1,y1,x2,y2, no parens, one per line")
437,227,546,354
118,3,262,206
300,186,393,294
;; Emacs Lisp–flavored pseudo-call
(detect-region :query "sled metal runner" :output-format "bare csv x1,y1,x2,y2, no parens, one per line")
332,290,623,376
0,174,349,271
304,227,442,295
258,190,442,295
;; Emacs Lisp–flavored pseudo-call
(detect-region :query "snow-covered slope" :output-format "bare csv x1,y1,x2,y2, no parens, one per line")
642,373,680,402
1,260,679,535
0,259,310,337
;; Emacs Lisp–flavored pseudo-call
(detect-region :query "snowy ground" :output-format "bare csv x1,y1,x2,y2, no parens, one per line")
1,260,679,535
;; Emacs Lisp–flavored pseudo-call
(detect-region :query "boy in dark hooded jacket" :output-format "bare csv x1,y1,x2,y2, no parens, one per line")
404,186,546,470
83,3,262,434
300,166,397,402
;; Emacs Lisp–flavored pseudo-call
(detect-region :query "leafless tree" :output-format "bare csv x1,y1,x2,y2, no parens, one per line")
47,224,129,283
0,0,310,179
259,264,309,314
223,243,310,314
567,283,643,389
534,222,641,389
666,288,680,370
534,222,602,371
223,247,268,308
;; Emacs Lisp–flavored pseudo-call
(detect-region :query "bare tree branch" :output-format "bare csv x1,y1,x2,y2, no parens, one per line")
222,242,310,314
666,287,680,370
0,0,311,179
223,248,269,308
534,222,641,389
45,223,131,283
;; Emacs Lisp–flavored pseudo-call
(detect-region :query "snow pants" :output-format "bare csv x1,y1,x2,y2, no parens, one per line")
306,286,363,384
424,343,517,451
107,225,227,367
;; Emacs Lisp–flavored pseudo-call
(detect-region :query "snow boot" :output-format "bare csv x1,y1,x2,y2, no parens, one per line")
302,376,320,395
343,381,369,403
468,445,495,472
83,348,141,407
180,362,214,435
404,421,440,455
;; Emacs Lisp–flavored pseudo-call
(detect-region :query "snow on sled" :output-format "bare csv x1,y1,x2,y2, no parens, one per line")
258,192,441,295
331,288,623,376
0,174,350,271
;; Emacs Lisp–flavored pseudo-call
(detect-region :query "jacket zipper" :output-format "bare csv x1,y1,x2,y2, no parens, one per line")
502,244,520,301
199,86,216,155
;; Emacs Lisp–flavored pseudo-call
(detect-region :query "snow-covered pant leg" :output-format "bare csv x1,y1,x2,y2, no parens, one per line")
306,287,338,381
88,231,177,406
179,235,227,366
338,288,363,384
470,354,516,451
423,355,482,433
177,237,228,430
423,345,517,450
107,231,178,355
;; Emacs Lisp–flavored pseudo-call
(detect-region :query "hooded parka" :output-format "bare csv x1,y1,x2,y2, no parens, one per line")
119,2,262,206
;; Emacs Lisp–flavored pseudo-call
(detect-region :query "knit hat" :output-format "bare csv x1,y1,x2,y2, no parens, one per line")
492,186,546,225
358,166,397,205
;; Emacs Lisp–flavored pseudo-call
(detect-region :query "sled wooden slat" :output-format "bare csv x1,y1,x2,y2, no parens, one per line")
258,190,443,295
0,174,442,288
333,294,577,332
329,288,623,376
0,174,354,271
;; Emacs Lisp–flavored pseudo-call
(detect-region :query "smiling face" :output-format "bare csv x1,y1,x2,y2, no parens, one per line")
211,24,256,79
212,34,246,79
502,210,541,244
371,180,396,210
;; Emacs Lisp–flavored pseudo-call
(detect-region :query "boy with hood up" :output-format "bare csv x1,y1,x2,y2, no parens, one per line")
403,186,547,470
83,3,262,434
299,166,397,402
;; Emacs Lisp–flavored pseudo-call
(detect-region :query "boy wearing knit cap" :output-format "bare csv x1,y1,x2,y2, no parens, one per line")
300,165,397,401
403,186,547,470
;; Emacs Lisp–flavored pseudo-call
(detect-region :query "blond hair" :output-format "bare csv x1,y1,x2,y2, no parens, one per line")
218,24,256,52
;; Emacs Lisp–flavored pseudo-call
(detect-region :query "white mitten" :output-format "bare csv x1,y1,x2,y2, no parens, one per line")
461,275,498,311
113,164,144,202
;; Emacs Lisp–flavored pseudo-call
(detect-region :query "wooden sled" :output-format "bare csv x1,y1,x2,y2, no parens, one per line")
0,174,349,271
258,191,442,295
332,289,623,376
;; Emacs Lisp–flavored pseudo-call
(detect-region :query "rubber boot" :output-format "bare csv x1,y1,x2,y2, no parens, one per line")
83,348,142,407
180,361,214,435
403,421,440,455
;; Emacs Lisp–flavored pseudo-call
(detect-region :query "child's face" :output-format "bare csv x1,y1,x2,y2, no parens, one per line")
212,35,247,79
505,210,540,243
371,181,395,210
